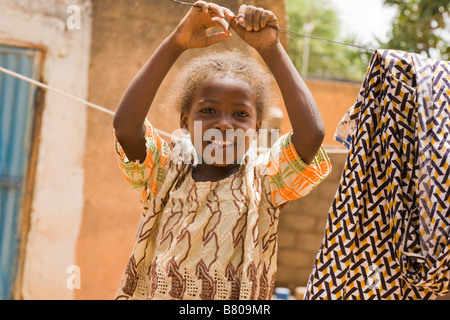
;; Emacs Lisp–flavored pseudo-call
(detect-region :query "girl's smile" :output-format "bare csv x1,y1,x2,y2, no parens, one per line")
209,138,234,149
181,76,261,168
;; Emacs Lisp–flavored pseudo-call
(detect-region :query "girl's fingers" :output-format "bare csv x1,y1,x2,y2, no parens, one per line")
194,1,234,20
205,32,230,46
236,5,277,31
228,16,245,37
252,7,264,31
223,7,235,20
244,5,255,31
237,4,247,28
260,10,273,29
193,1,209,13
206,17,232,46
211,16,230,34
207,2,225,18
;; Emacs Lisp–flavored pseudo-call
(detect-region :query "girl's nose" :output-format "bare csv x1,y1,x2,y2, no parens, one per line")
214,115,233,132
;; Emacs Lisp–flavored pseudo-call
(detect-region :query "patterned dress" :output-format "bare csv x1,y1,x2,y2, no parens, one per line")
114,119,331,300
306,49,450,300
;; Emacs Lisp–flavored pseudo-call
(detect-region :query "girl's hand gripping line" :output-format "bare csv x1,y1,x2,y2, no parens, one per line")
229,5,279,51
172,1,235,49
230,4,324,164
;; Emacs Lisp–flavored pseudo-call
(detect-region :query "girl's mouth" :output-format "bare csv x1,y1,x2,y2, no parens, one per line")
209,139,234,149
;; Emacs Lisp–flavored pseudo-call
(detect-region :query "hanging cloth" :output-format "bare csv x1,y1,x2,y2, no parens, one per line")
306,49,450,299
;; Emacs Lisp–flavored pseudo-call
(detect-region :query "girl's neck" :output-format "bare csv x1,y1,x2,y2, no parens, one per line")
191,163,241,183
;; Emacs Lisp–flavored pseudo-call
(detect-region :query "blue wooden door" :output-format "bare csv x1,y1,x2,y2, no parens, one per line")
0,46,41,299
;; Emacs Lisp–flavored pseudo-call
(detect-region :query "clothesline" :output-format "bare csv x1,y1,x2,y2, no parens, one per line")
0,66,114,116
0,65,277,154
171,0,377,52
1,1,378,140
0,64,352,154
0,65,178,141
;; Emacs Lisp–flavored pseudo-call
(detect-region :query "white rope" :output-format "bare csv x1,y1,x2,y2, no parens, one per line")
1,65,349,154
0,66,115,116
171,0,376,52
0,65,178,140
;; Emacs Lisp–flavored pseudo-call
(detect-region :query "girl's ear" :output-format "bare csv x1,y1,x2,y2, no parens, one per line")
180,113,189,130
256,120,262,133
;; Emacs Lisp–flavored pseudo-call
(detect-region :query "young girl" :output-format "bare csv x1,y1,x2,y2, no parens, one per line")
113,1,331,300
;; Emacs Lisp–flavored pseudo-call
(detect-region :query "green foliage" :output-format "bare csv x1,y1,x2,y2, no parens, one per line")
286,0,371,82
379,0,449,60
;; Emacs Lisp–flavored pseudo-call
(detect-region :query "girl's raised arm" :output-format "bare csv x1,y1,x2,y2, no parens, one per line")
230,5,325,165
113,1,234,163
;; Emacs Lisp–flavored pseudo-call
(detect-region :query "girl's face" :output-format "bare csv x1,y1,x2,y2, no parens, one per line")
180,76,261,167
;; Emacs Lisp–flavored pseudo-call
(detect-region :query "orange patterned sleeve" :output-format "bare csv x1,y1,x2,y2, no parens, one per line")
263,131,332,207
114,118,170,204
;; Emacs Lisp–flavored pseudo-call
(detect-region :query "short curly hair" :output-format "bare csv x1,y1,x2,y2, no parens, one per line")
169,49,276,122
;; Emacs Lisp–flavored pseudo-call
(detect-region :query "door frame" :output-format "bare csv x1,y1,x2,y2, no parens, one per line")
0,39,46,300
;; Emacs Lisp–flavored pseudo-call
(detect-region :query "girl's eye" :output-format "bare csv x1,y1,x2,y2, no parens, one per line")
235,111,249,118
200,108,215,114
